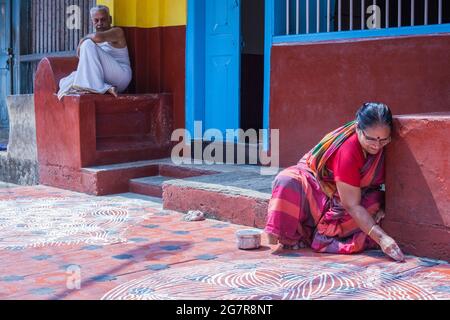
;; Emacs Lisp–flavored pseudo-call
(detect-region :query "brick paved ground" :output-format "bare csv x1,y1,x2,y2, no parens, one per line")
0,183,449,300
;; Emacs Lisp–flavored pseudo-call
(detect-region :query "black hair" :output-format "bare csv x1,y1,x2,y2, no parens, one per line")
356,102,393,131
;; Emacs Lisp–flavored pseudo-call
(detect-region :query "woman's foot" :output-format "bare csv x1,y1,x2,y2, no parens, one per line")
282,244,299,250
266,233,308,250
281,240,308,250
107,87,118,98
267,233,279,245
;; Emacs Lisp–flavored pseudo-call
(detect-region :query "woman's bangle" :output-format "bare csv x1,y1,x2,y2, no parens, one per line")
367,224,377,237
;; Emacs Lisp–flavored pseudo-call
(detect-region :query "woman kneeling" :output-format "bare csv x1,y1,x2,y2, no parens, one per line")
265,102,405,262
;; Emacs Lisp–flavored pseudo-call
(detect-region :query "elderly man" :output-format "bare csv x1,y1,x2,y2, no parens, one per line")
57,5,132,99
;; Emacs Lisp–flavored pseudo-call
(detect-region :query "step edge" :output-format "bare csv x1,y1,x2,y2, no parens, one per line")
163,180,271,200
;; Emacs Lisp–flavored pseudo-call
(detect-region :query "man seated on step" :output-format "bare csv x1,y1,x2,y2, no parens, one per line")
57,5,132,100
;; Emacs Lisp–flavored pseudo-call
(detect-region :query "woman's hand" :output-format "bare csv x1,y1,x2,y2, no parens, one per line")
379,234,405,262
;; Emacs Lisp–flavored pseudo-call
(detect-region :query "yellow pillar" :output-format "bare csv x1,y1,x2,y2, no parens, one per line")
96,0,186,28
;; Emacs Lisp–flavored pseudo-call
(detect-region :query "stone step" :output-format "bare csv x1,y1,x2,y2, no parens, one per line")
80,160,160,196
162,170,273,229
82,159,275,229
129,175,174,198
79,159,217,196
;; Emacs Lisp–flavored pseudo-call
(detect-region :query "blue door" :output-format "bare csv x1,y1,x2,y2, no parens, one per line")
204,0,240,140
0,0,12,128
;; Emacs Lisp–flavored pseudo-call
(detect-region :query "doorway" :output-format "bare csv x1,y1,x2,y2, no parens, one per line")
240,0,264,132
186,0,265,141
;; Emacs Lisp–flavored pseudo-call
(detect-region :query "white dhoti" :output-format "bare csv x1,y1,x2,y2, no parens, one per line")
57,39,132,100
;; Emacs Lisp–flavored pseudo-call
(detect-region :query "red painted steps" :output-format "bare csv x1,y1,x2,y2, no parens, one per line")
129,176,172,198
80,161,160,196
161,171,272,229
82,159,274,229
80,160,217,196
128,164,224,198
95,137,172,167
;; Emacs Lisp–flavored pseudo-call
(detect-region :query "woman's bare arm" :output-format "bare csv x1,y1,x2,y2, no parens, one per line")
336,181,405,261
335,181,377,235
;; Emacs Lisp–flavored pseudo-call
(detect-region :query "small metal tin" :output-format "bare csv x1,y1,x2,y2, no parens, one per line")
236,229,262,250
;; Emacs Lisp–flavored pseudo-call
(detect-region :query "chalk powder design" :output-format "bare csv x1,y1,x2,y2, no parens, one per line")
0,197,148,248
102,258,449,300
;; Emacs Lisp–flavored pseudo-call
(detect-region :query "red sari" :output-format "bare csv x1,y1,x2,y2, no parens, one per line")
265,123,384,254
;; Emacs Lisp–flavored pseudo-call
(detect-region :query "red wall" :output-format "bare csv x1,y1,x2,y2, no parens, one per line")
269,34,450,167
384,114,450,261
122,26,186,130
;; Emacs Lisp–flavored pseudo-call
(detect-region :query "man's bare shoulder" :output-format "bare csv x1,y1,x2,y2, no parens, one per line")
111,27,124,34
95,27,126,47
111,27,126,46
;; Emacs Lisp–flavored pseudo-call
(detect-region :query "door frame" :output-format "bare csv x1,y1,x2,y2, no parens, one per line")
11,0,22,95
0,0,12,128
263,0,273,150
186,0,206,140
186,0,271,147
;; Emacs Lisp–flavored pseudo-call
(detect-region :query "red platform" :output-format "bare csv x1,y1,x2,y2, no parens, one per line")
34,57,173,194
385,113,450,261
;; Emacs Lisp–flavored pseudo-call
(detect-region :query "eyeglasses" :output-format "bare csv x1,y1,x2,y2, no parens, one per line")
360,130,391,146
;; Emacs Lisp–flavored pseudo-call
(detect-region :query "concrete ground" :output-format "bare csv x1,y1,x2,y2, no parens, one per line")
0,182,449,300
